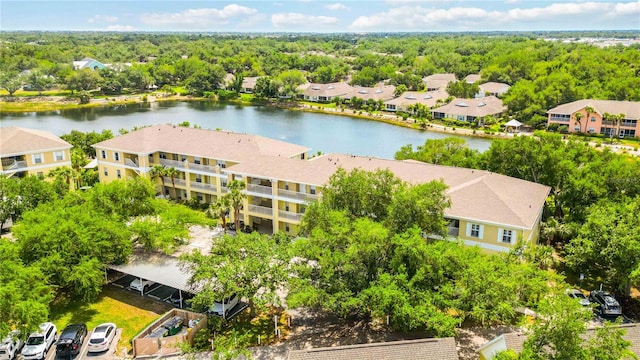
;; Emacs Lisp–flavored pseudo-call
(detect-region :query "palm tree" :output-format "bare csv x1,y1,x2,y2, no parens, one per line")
541,217,572,246
47,167,73,190
165,167,179,200
227,180,247,232
148,164,167,197
573,112,583,133
583,106,595,133
206,196,230,234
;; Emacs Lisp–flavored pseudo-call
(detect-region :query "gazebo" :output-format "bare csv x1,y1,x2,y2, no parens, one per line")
505,119,523,133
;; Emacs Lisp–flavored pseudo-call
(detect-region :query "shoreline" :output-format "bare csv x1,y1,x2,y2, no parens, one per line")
1,94,510,141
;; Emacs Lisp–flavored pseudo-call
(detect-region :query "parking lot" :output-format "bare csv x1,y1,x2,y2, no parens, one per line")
19,328,122,360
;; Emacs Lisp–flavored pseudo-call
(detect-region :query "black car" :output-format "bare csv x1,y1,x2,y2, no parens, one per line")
55,324,87,358
589,290,622,316
169,290,194,308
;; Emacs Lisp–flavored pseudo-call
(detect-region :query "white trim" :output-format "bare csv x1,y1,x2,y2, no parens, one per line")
0,161,72,175
449,214,530,232
1,146,72,158
31,153,44,164
459,238,511,253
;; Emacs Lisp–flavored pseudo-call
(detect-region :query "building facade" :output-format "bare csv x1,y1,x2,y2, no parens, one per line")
547,99,640,138
0,127,72,178
93,125,549,253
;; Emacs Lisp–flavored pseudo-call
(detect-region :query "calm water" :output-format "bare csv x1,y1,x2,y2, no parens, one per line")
0,101,491,159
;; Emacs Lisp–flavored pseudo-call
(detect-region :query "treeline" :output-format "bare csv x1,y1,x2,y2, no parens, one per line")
1,32,639,127
396,135,640,295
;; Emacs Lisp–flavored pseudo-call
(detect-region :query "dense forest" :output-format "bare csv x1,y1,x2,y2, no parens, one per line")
1,32,639,128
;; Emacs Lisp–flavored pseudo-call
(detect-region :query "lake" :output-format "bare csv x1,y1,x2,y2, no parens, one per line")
0,101,492,159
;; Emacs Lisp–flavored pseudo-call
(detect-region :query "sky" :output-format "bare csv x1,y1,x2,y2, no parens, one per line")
1,0,639,33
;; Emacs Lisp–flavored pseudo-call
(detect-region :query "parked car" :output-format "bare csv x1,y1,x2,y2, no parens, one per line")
21,322,57,360
566,288,591,306
208,294,240,318
589,289,622,316
129,278,156,293
87,323,116,353
0,331,24,360
55,324,87,357
169,290,194,307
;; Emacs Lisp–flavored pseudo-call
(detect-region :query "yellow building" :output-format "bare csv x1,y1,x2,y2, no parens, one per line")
0,127,72,178
93,125,550,253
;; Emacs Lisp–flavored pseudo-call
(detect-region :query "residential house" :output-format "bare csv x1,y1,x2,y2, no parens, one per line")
478,323,640,360
72,57,106,71
384,90,449,112
477,82,510,98
240,77,259,93
301,82,354,103
465,74,482,84
423,74,457,91
546,99,640,138
93,125,549,253
344,85,396,102
288,338,459,360
431,96,506,123
0,127,72,178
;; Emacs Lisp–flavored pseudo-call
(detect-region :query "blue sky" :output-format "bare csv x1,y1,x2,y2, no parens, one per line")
1,1,638,32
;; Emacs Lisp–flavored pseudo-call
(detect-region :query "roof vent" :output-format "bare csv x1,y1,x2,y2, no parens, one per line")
312,86,320,90
456,102,469,107
423,94,432,99
477,102,486,107
375,89,383,93
358,90,368,94
405,95,416,100
327,85,335,90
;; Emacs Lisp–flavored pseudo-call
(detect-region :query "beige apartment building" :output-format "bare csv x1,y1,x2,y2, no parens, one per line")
0,127,72,178
93,125,549,253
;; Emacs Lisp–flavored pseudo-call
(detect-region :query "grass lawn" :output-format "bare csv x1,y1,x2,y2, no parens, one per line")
49,285,172,352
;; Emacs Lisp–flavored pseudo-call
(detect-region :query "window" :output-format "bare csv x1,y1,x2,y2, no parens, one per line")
101,150,107,159
217,160,226,168
589,127,595,133
148,154,154,163
54,151,65,161
310,186,316,195
501,229,513,243
285,202,290,212
195,174,202,183
114,152,120,161
181,155,187,162
32,153,43,164
116,170,121,179
574,126,580,131
194,157,201,165
285,224,290,232
284,182,289,191
159,152,167,159
103,167,108,176
467,223,483,239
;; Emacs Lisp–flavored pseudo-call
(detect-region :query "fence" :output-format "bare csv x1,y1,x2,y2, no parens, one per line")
132,309,207,358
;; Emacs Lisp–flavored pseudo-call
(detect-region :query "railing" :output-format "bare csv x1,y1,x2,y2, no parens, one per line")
448,227,459,237
163,177,186,187
248,204,273,216
189,162,218,173
247,183,273,195
159,158,186,170
124,158,139,168
549,114,570,122
278,210,302,221
2,160,27,171
190,181,217,192
278,188,318,202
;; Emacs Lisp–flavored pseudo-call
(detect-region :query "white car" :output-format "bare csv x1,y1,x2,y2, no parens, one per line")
129,278,156,293
87,323,116,353
0,331,24,360
21,322,57,360
209,295,240,318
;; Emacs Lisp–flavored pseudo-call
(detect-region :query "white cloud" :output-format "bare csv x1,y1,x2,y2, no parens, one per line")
326,3,349,11
140,4,258,27
88,15,118,24
504,0,520,4
350,1,640,30
238,14,268,28
106,25,135,31
272,12,339,28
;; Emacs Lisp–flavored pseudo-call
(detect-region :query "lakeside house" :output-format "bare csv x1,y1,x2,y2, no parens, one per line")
431,96,506,123
301,82,354,103
0,127,72,178
423,74,457,91
465,74,482,84
384,89,449,112
344,85,396,102
546,99,640,138
477,82,510,98
92,124,549,253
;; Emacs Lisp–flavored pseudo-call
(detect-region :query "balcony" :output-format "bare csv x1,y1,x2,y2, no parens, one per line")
190,181,217,192
124,158,139,168
447,226,459,237
159,158,186,170
279,210,303,222
248,204,274,216
549,114,570,122
247,183,273,196
278,188,318,202
163,177,186,187
2,160,27,172
189,162,218,173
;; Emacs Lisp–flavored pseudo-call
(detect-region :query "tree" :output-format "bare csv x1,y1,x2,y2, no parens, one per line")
583,106,595,133
149,164,167,196
206,196,230,233
387,181,450,236
165,167,180,200
65,68,102,93
228,73,244,93
446,80,480,98
395,137,481,168
393,84,407,97
573,112,583,133
226,180,246,232
253,76,279,99
26,69,54,95
0,241,53,336
180,232,290,318
0,71,24,96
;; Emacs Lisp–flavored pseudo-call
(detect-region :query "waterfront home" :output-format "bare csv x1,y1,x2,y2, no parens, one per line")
431,96,505,123
0,127,72,178
477,82,510,98
384,90,449,112
546,99,640,138
301,82,354,103
423,74,457,91
344,85,396,102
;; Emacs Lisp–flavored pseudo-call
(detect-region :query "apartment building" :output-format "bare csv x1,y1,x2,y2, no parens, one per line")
93,125,549,253
547,99,640,138
0,127,72,178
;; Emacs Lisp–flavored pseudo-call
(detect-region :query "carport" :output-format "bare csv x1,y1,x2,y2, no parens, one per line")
109,252,199,309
